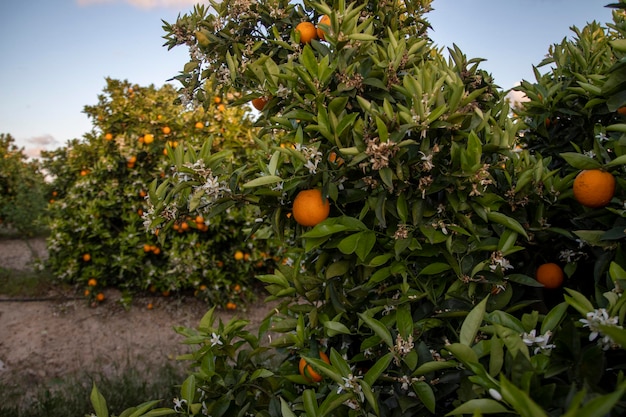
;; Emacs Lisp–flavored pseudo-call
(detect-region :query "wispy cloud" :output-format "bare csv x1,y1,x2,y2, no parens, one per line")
76,0,201,10
24,134,59,159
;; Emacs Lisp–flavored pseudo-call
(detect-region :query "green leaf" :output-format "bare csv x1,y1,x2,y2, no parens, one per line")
124,401,163,417
540,302,568,334
90,384,109,417
180,375,196,405
487,212,529,240
242,175,282,188
606,154,626,167
302,389,318,416
560,152,602,170
347,33,377,41
445,399,511,415
414,360,458,377
419,262,452,276
324,320,352,336
507,273,544,287
500,376,548,417
280,397,297,417
363,352,394,385
460,296,489,346
358,312,393,347
574,381,626,417
564,288,595,316
413,381,436,413
250,369,274,380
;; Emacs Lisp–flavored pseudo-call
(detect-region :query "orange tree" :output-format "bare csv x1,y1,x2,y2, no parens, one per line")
126,1,626,416
41,78,279,306
0,133,48,236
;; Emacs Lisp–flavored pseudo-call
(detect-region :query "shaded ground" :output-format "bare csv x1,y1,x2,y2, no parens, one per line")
0,237,275,384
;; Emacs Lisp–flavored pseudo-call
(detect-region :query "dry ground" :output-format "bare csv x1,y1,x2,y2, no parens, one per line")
0,238,275,384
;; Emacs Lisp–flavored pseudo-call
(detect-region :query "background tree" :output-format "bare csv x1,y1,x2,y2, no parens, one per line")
0,133,48,238
41,78,280,307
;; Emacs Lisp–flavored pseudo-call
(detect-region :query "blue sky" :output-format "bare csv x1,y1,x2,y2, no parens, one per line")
0,0,615,157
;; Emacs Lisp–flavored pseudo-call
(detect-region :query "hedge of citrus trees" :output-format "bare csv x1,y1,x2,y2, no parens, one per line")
41,78,282,307
0,133,48,236
92,0,626,416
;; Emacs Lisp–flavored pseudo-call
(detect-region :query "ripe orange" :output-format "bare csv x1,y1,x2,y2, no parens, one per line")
105,133,113,141
296,22,317,44
292,189,331,227
214,96,222,104
80,169,88,176
317,15,331,40
617,106,626,116
536,263,564,289
162,126,171,135
83,253,91,262
299,351,330,383
96,293,105,302
88,278,97,287
143,243,151,252
572,169,616,208
226,302,237,310
144,133,155,144
217,104,226,112
234,250,244,261
252,97,269,111
195,121,204,129
84,289,90,296
139,190,147,198
195,215,204,224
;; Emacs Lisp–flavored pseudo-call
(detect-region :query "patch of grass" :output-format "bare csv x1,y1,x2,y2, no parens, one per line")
0,362,186,417
0,267,57,298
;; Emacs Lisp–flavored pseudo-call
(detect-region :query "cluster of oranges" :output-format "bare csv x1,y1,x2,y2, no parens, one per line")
84,278,105,302
295,15,331,44
143,243,161,255
533,169,617,290
171,215,209,233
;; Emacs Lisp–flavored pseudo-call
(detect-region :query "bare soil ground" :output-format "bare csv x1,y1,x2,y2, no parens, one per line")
0,238,275,385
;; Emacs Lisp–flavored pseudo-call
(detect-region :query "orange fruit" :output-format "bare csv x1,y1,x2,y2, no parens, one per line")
181,221,190,231
299,351,330,383
195,215,204,224
217,104,226,112
143,243,151,252
87,278,97,287
105,133,113,141
317,15,331,40
139,190,147,198
84,289,90,296
296,22,317,44
536,263,564,289
162,126,171,135
292,189,331,227
328,151,344,167
143,133,154,144
80,170,88,176
216,260,224,268
572,169,616,208
152,247,161,255
195,121,204,129
83,253,91,262
617,106,626,116
52,191,58,197
128,155,137,164
214,96,222,104
233,284,242,292
234,250,244,261
226,302,237,310
252,97,269,111
96,293,105,302
147,302,154,310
